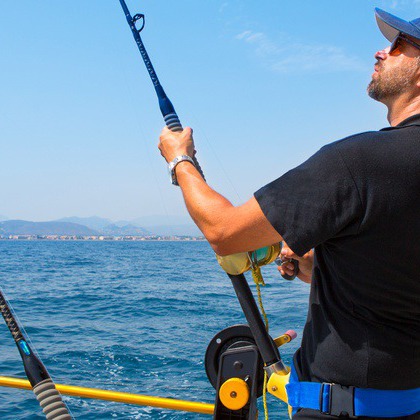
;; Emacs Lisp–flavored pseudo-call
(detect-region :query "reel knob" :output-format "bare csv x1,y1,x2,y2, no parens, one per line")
219,377,250,411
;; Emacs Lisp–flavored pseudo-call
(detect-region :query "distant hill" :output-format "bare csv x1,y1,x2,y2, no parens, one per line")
0,220,99,236
147,224,202,236
131,215,201,236
101,224,150,236
56,216,112,231
0,215,203,237
132,215,192,226
0,215,8,221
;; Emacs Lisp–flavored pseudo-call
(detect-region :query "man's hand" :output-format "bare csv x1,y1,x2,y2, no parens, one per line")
158,127,195,163
278,242,313,284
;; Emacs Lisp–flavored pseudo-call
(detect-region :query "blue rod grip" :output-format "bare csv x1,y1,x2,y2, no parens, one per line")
156,86,205,182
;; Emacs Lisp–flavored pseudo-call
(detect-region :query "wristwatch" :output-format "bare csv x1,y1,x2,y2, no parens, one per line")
168,155,195,186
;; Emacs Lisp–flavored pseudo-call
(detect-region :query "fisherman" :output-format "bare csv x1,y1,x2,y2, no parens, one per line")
158,8,419,419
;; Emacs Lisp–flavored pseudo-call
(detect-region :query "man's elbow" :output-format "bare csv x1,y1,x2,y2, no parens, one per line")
207,231,237,256
209,242,231,256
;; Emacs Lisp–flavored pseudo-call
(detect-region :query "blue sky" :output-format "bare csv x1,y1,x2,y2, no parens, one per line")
2,1,420,222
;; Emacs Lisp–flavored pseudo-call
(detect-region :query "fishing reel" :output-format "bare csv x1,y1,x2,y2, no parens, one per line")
205,325,296,419
205,325,263,419
216,243,299,281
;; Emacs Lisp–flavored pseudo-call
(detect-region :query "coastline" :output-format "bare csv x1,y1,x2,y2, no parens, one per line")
0,235,206,242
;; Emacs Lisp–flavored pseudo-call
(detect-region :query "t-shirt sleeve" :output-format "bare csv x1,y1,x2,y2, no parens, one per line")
254,143,363,256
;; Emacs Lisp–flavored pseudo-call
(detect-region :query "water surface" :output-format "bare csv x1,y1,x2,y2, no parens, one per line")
0,241,309,419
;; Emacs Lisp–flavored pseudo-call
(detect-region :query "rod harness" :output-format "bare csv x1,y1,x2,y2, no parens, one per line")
117,1,298,418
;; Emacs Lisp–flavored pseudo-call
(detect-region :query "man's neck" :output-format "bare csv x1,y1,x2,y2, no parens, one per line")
386,94,420,126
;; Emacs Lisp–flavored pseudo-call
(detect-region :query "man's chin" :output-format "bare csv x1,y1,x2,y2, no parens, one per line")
367,82,379,100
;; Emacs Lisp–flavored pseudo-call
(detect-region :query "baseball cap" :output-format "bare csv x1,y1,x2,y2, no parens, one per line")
375,8,420,42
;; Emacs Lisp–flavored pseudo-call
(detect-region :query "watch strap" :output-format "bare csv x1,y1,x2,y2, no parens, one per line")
168,155,196,186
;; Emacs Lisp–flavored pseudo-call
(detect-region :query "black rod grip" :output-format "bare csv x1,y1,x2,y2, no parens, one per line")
228,274,281,366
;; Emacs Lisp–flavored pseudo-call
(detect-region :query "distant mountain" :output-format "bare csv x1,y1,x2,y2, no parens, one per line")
56,217,150,236
56,216,112,231
0,215,203,237
113,220,139,228
132,215,192,226
101,224,150,236
147,224,202,237
131,215,201,236
0,215,8,221
0,220,99,236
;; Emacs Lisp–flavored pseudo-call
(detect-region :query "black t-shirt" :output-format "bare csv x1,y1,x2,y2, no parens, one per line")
255,114,420,391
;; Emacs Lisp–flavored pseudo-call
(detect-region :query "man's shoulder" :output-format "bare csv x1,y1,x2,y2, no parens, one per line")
319,127,412,162
325,123,420,153
324,130,384,152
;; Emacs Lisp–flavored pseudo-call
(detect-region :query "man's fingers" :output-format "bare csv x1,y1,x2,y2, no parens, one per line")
277,264,296,277
281,242,297,259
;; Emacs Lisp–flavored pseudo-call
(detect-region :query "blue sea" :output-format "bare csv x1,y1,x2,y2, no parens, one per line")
0,241,310,419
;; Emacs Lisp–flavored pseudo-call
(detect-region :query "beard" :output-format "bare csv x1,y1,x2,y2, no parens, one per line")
367,59,419,101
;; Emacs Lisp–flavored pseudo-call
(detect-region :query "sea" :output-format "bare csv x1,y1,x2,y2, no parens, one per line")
0,241,310,419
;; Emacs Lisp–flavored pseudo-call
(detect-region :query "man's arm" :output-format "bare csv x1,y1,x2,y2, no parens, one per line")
158,127,283,255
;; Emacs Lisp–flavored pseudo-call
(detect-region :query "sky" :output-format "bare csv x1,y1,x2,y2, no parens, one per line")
2,0,420,222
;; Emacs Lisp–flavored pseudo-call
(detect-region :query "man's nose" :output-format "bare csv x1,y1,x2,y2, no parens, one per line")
375,47,390,60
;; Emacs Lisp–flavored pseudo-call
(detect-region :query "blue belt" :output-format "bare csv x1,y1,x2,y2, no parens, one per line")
286,364,420,418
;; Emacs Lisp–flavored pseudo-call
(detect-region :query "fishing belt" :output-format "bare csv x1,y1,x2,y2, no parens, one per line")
287,363,420,418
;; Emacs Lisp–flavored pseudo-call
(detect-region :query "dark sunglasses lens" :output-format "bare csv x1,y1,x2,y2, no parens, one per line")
390,36,400,53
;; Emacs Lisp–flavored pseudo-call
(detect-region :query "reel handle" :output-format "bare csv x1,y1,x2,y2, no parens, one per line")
275,257,299,281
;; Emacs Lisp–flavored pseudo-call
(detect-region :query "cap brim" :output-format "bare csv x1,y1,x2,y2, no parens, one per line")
375,8,420,42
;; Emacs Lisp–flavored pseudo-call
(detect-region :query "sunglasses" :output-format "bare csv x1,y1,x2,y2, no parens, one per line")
390,33,420,54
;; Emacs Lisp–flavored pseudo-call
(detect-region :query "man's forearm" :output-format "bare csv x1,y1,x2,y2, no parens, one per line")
174,161,283,255
175,161,235,248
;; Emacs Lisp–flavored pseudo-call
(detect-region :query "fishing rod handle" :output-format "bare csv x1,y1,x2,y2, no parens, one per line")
33,379,73,420
228,273,281,366
0,292,23,341
163,113,206,182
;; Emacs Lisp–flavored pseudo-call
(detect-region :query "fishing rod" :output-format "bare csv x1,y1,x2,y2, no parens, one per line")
118,0,299,278
118,0,205,184
0,290,73,419
118,2,296,417
117,0,283,363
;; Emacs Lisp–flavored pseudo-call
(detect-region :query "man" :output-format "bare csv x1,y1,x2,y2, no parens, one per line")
158,8,419,419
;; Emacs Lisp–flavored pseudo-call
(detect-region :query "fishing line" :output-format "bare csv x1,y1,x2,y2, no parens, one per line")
188,112,242,202
115,57,172,220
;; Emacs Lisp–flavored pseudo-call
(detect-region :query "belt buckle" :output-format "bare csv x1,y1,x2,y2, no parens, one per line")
321,383,356,418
